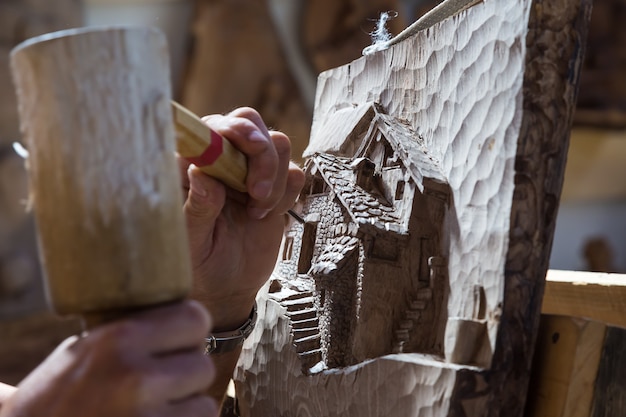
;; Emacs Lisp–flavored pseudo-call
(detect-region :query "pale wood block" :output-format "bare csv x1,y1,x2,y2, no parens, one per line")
10,27,192,321
526,315,606,417
543,270,626,328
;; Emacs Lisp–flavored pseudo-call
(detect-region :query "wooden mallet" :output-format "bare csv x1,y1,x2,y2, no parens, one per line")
10,26,198,326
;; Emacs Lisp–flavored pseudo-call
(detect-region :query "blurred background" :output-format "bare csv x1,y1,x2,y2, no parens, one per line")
0,0,624,386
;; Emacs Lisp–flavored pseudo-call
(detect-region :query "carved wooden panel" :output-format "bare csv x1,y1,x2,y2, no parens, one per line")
234,0,591,416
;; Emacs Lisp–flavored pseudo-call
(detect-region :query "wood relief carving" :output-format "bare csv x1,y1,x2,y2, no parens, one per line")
235,0,591,416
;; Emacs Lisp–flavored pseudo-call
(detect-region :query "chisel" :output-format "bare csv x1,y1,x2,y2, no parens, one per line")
171,101,304,223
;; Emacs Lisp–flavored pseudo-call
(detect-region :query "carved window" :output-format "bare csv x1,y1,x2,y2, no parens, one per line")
283,236,294,260
473,285,487,320
369,142,385,168
310,176,327,195
298,222,317,274
384,146,400,168
395,180,405,200
355,158,377,192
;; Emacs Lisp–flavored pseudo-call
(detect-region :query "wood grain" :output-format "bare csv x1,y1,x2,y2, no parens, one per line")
526,315,606,417
235,0,591,415
466,1,592,415
543,270,626,328
10,27,192,318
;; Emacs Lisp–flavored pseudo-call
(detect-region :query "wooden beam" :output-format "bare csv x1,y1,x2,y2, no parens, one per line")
526,318,626,417
526,315,606,417
543,270,626,329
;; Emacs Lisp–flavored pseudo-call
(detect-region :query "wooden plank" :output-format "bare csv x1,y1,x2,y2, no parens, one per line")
543,270,626,328
526,316,606,417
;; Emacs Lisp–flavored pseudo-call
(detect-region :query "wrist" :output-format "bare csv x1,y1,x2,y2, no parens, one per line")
193,294,257,333
204,302,257,355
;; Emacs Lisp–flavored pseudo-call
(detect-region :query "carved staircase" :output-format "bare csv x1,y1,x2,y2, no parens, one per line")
281,291,324,371
392,286,433,353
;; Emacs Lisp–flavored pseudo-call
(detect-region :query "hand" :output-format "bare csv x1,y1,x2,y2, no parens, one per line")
179,107,304,331
0,301,217,417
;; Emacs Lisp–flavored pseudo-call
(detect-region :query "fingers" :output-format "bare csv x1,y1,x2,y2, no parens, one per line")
90,300,211,355
186,107,305,221
177,153,191,197
137,350,215,404
201,108,277,211
274,161,306,214
245,130,291,219
201,108,296,218
160,396,219,417
108,301,215,403
183,166,226,256
59,301,216,416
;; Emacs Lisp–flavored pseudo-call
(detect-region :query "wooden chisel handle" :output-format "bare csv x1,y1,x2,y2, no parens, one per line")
172,101,248,193
172,102,305,223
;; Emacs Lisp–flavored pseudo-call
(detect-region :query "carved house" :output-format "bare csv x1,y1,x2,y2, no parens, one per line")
276,104,452,371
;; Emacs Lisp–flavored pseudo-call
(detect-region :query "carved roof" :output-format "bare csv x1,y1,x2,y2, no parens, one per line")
306,102,446,193
310,153,405,233
305,103,449,235
368,112,447,191
310,235,360,275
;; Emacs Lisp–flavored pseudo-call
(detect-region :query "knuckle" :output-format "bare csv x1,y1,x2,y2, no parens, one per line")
270,131,291,156
79,332,142,387
86,321,134,353
228,106,261,120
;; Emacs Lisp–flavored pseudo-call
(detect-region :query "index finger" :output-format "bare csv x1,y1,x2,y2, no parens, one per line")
201,107,279,218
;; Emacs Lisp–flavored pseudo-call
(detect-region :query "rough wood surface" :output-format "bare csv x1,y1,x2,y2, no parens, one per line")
466,1,591,415
235,0,591,416
543,270,626,328
10,27,192,318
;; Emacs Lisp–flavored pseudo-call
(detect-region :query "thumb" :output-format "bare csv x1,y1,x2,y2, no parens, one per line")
183,165,226,256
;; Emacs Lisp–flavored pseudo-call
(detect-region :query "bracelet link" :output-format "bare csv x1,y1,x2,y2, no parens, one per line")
204,303,257,354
